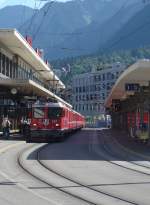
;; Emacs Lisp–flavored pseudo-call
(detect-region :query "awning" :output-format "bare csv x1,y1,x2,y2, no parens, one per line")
0,29,65,89
0,79,72,108
105,59,150,108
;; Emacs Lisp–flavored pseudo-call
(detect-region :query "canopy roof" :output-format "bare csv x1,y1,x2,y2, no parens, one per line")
0,79,71,108
105,59,150,108
0,29,65,89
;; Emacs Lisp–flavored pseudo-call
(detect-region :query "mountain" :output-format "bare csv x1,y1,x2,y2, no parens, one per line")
0,0,146,60
54,0,145,59
0,5,34,28
19,0,145,60
20,0,117,58
103,3,150,52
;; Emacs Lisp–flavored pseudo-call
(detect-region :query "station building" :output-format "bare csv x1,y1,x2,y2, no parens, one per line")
0,29,66,131
72,62,126,126
105,59,150,142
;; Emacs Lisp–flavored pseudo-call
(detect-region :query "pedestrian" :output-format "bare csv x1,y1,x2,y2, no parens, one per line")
2,117,11,139
21,118,30,137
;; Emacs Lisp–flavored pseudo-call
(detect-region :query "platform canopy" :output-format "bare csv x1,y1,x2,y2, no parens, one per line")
0,29,65,89
0,79,72,108
105,59,150,108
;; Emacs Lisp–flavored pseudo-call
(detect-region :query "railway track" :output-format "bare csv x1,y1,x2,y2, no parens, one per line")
18,144,96,205
18,141,140,205
98,130,150,177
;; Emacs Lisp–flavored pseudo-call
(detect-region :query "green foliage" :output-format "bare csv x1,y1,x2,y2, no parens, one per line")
50,46,150,85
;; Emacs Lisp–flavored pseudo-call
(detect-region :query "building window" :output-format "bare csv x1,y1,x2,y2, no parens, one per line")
2,54,5,75
6,57,9,77
86,94,89,101
86,104,88,111
90,94,93,100
102,74,105,81
86,86,89,92
75,105,78,111
79,104,81,111
90,104,93,111
102,83,105,89
10,61,12,78
82,95,85,101
79,87,82,93
111,73,114,79
94,94,97,100
83,86,85,92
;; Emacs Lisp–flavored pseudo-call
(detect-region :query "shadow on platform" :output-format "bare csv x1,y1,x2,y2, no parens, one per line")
27,129,150,161
0,133,25,141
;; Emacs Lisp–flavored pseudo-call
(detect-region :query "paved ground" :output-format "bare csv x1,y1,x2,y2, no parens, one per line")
108,129,150,158
0,129,150,204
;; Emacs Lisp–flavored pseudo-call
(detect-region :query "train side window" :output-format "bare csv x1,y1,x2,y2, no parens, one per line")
48,107,63,119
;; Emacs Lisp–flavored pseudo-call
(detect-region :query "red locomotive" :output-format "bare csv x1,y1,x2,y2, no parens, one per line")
26,101,85,142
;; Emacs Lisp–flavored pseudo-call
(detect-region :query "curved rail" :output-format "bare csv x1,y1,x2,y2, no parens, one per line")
37,144,139,205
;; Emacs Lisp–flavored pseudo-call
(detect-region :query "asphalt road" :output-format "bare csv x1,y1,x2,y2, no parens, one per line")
0,129,150,205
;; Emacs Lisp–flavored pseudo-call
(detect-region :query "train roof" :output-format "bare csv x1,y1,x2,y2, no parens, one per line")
32,101,85,118
33,101,63,107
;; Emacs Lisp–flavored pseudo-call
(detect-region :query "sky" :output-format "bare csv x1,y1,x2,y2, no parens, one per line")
0,0,71,9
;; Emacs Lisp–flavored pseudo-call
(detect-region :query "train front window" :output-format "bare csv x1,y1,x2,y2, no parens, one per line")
48,107,63,119
33,107,45,118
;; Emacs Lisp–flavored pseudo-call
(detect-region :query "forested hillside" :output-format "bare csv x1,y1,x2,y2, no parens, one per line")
51,47,150,84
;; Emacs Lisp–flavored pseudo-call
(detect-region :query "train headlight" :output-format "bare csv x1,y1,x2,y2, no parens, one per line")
33,123,37,126
55,123,59,127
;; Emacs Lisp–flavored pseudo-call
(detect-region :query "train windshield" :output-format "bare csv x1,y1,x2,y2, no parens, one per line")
48,107,63,119
33,107,45,118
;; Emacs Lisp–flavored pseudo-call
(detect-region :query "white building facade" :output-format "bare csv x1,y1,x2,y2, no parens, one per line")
72,62,126,126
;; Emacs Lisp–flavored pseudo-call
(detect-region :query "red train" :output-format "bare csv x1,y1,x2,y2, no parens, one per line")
127,111,149,142
26,101,85,143
127,112,148,129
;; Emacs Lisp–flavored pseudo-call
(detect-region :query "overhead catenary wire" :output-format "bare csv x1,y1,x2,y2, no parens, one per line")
32,0,129,39
103,13,150,52
23,0,38,34
20,0,27,29
16,0,150,54
32,0,130,53
32,0,55,41
19,0,44,34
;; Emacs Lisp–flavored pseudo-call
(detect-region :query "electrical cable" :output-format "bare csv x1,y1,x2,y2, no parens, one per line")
35,0,129,37
32,0,55,41
103,12,150,52
20,0,44,34
20,0,27,28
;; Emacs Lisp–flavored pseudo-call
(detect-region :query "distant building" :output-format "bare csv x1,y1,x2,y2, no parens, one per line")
72,62,126,127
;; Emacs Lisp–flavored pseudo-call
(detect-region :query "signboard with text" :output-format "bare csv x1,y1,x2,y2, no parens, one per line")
125,83,139,91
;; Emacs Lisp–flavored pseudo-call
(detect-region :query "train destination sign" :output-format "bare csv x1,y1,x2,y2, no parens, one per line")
125,83,140,91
